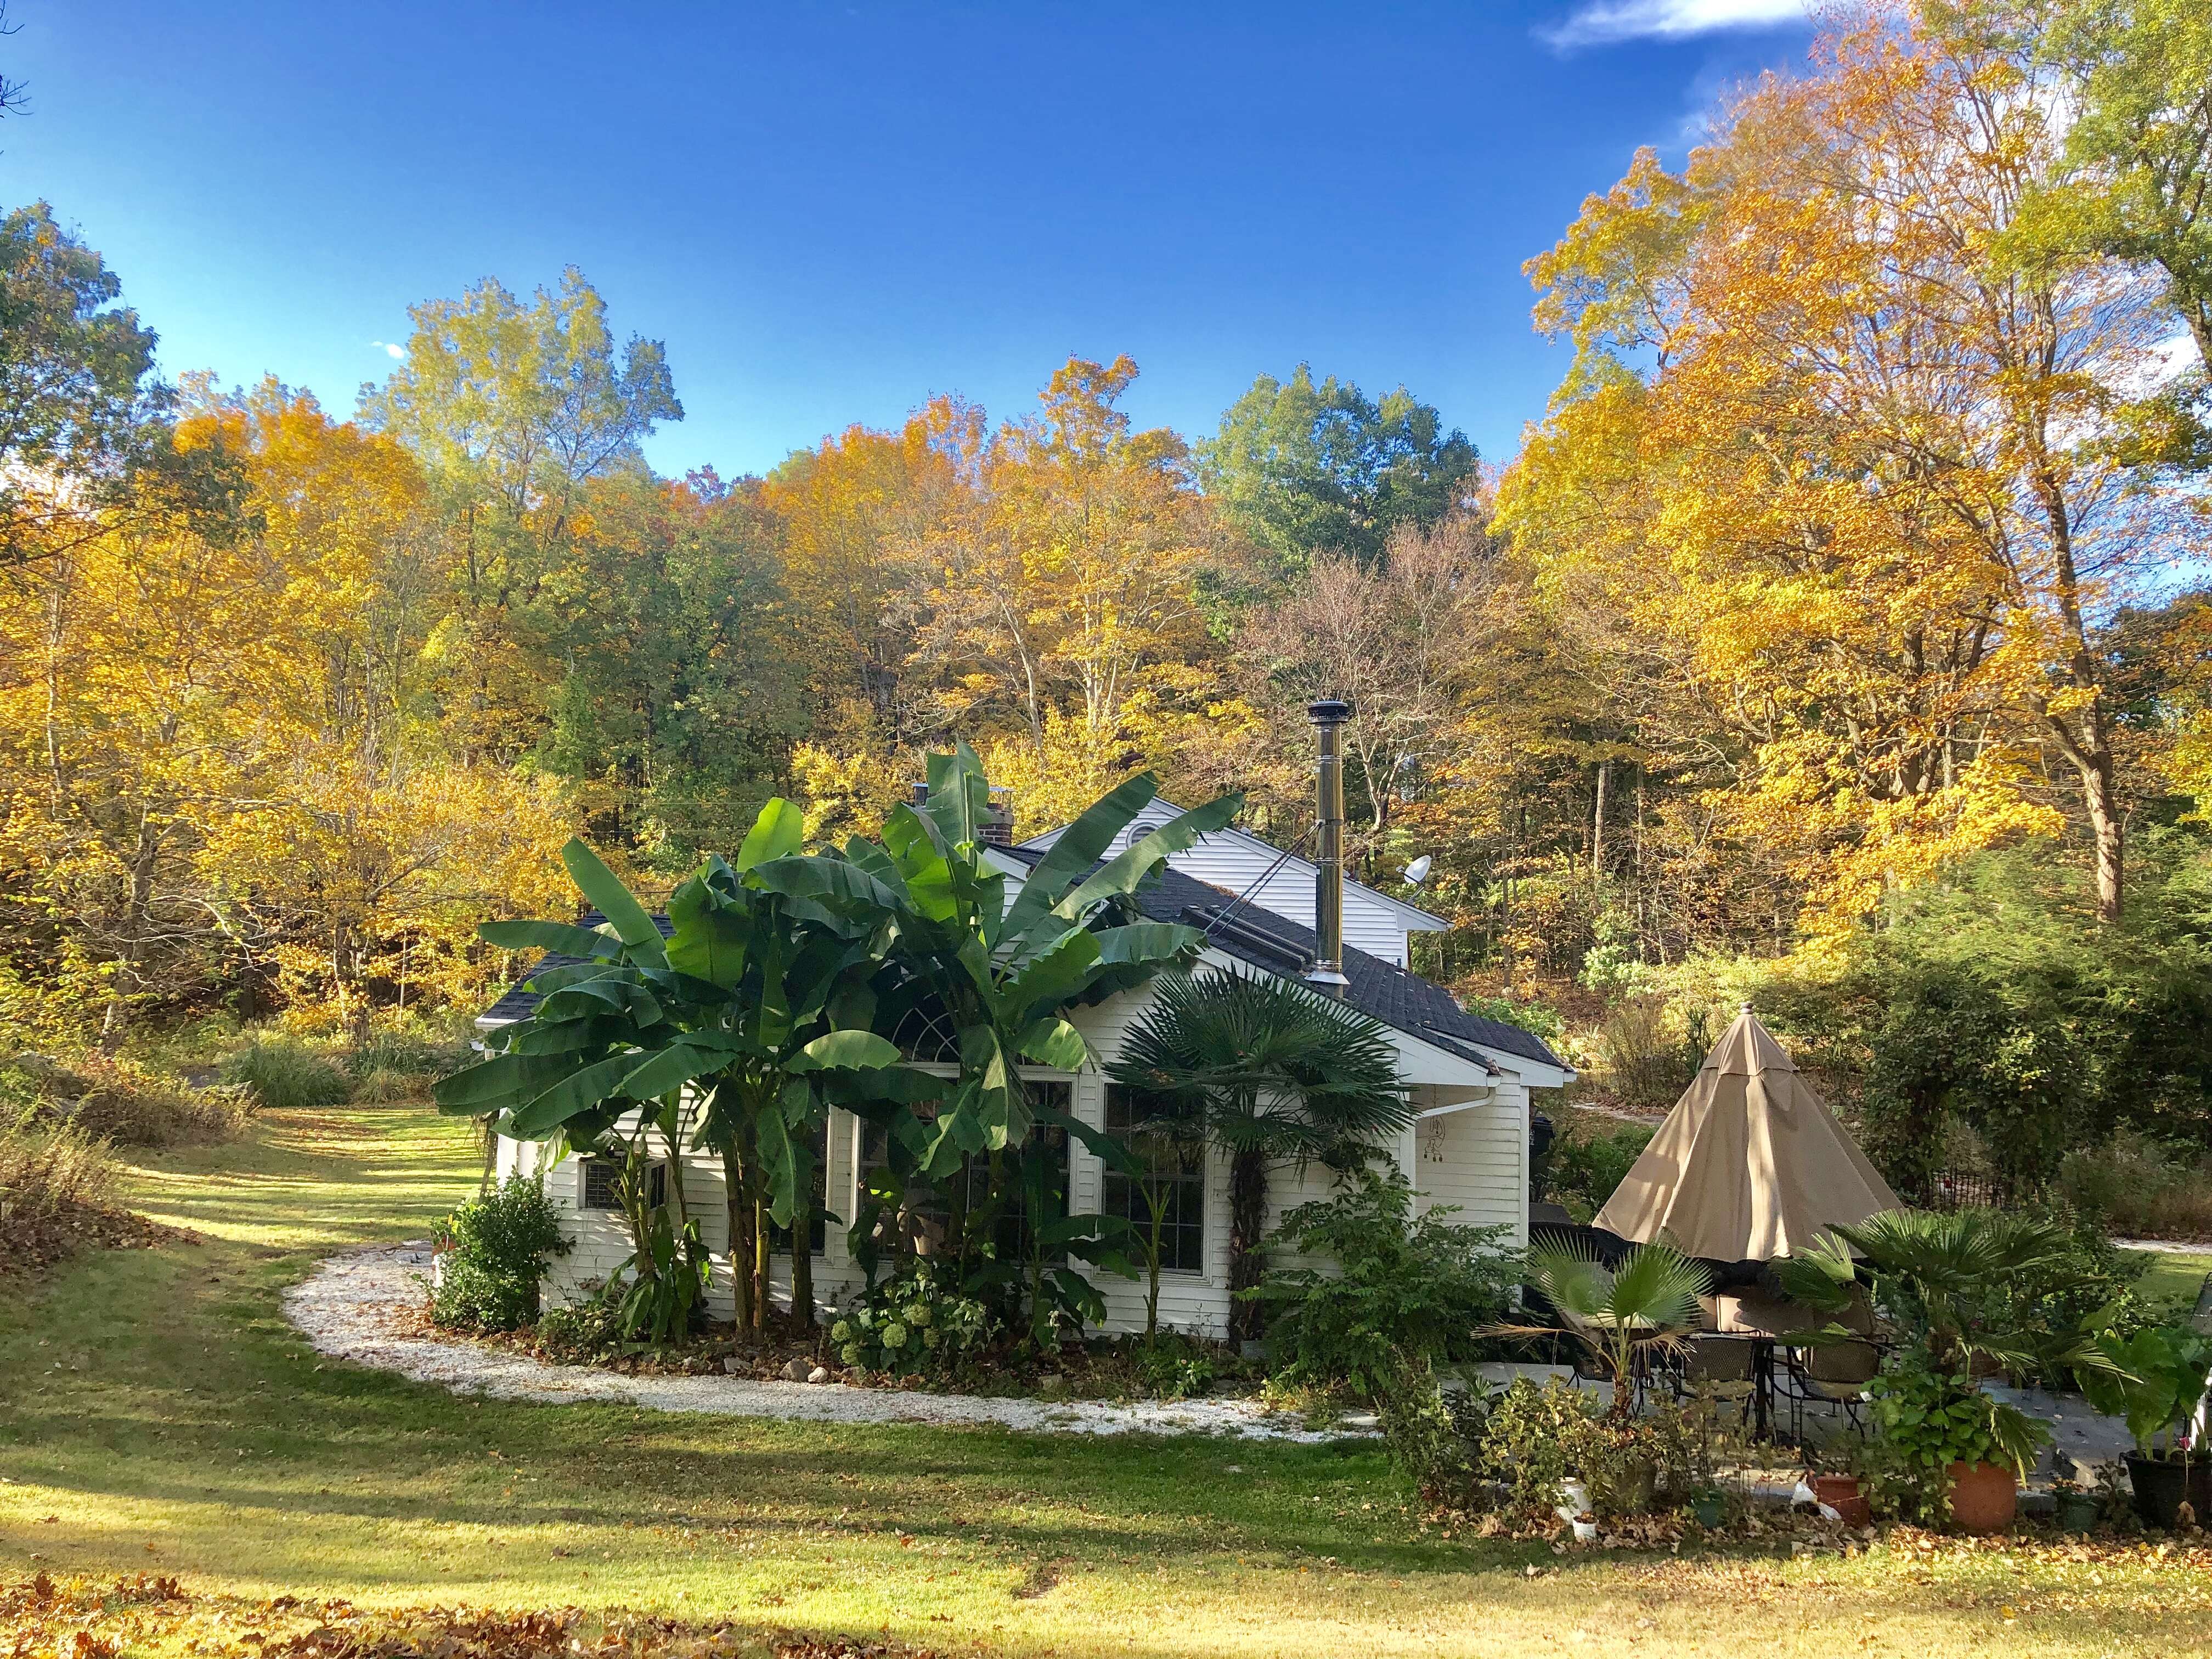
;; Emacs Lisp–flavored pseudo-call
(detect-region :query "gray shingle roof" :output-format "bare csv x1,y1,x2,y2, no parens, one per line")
477,868,1567,1075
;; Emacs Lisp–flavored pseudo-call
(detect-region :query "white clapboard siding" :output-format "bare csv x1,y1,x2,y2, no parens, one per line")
491,984,1530,1338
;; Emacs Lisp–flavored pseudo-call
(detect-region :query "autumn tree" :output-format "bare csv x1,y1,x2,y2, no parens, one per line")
1502,8,2196,932
360,269,682,765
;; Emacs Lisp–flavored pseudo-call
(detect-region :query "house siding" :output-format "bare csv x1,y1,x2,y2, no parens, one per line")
497,993,1531,1337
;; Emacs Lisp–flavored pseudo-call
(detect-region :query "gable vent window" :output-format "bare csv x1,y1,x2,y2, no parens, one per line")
582,1158,666,1212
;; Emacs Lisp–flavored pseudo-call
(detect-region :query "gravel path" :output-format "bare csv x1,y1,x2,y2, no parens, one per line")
282,1243,1350,1442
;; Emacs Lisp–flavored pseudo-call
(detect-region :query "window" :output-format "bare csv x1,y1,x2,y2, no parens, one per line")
581,1156,665,1212
857,1081,1073,1262
1103,1085,1205,1273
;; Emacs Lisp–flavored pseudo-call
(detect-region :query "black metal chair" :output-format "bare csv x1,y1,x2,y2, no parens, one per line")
1780,1338,1882,1442
1673,1331,1760,1427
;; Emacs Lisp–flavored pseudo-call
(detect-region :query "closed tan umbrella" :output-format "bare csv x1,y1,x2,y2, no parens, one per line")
1592,1006,1899,1262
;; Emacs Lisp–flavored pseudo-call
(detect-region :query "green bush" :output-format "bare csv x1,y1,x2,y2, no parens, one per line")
431,1175,570,1333
1132,1333,1216,1400
831,1262,995,1376
220,1040,354,1111
1545,1122,1654,1222
344,1030,471,1082
1248,1171,1520,1400
1374,1358,1489,1512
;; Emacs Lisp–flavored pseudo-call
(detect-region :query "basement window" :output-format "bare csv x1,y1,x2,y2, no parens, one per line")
581,1158,667,1212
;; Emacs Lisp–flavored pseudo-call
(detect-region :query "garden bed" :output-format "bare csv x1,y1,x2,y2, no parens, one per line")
287,1243,1352,1441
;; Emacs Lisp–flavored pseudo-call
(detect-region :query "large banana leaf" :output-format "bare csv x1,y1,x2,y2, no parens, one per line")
996,772,1159,944
560,839,667,963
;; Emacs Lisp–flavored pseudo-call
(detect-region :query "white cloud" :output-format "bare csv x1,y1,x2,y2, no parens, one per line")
371,340,405,360
1544,0,1808,49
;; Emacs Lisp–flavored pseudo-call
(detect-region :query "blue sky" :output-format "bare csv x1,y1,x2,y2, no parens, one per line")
5,1,1818,479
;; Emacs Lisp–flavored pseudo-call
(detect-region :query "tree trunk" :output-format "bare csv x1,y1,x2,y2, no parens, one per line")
1227,1149,1268,1345
1591,758,1610,882
752,1199,770,1330
719,1147,755,1331
791,1213,815,1331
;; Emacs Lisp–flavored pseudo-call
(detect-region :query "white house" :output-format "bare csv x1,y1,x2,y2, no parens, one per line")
482,706,1572,1339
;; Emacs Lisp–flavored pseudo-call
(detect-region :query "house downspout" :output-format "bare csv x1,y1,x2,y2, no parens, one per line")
1305,698,1352,996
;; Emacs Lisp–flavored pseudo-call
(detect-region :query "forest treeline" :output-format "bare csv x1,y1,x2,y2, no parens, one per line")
3,2,2210,1187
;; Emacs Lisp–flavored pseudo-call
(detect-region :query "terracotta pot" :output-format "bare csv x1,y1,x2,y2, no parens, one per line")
1811,1473,1872,1529
1945,1461,2017,1534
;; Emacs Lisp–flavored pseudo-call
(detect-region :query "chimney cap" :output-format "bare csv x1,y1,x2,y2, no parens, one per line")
1306,697,1354,726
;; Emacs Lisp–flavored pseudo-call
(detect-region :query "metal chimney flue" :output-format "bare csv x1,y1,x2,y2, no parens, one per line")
1306,697,1353,994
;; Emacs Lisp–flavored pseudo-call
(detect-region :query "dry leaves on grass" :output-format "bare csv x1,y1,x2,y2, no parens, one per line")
0,1199,194,1279
0,1575,941,1659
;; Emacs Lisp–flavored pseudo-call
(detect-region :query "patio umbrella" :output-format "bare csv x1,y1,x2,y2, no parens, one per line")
1592,1005,1899,1263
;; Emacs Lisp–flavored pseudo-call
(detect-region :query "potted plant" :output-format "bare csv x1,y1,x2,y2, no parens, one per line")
1803,1442,1872,1529
1778,1211,2089,1533
2078,1324,2212,1531
2049,1479,2102,1535
1864,1356,2046,1532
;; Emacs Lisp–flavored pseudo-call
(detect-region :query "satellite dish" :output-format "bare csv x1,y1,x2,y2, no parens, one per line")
1404,854,1433,887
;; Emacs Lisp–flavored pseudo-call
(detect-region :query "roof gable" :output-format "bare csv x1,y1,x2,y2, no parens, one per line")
1022,797,1452,933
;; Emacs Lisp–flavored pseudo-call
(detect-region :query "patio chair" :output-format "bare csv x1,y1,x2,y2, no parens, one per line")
2188,1271,2212,1339
1783,1338,1881,1441
1674,1332,1759,1426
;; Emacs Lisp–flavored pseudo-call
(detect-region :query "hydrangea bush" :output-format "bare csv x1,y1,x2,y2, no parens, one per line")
831,1266,995,1376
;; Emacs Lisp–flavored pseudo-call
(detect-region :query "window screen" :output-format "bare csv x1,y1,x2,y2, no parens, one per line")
1103,1085,1205,1273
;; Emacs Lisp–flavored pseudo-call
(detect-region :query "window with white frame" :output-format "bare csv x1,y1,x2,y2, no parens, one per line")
1103,1084,1205,1273
581,1156,666,1211
856,1080,1073,1262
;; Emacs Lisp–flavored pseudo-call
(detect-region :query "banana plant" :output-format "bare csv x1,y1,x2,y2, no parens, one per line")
435,804,915,1331
751,742,1242,1180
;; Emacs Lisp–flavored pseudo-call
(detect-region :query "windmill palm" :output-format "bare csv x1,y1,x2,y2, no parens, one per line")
1109,969,1412,1343
1505,1238,1712,1417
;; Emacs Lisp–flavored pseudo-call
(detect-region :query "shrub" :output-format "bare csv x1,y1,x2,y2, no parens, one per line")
529,1298,623,1361
1249,1171,1520,1400
1544,1120,1654,1222
345,1031,471,1084
831,1262,995,1376
431,1175,570,1333
1374,1358,1491,1513
2059,1132,2212,1242
0,1116,117,1220
220,1040,354,1111
1592,999,1708,1110
1480,1377,1596,1517
1132,1333,1216,1400
1,1052,251,1148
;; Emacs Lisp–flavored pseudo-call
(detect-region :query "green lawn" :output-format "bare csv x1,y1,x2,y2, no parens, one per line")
2134,1246,2212,1314
4,1105,2211,1657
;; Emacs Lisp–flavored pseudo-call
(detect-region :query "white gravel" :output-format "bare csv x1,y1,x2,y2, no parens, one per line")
281,1242,1351,1441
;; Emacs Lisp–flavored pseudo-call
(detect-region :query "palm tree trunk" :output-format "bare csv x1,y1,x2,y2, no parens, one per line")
1227,1148,1268,1345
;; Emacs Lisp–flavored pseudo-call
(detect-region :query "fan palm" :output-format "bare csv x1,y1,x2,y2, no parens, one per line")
1774,1207,2084,1380
1108,968,1412,1343
1506,1239,1712,1417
